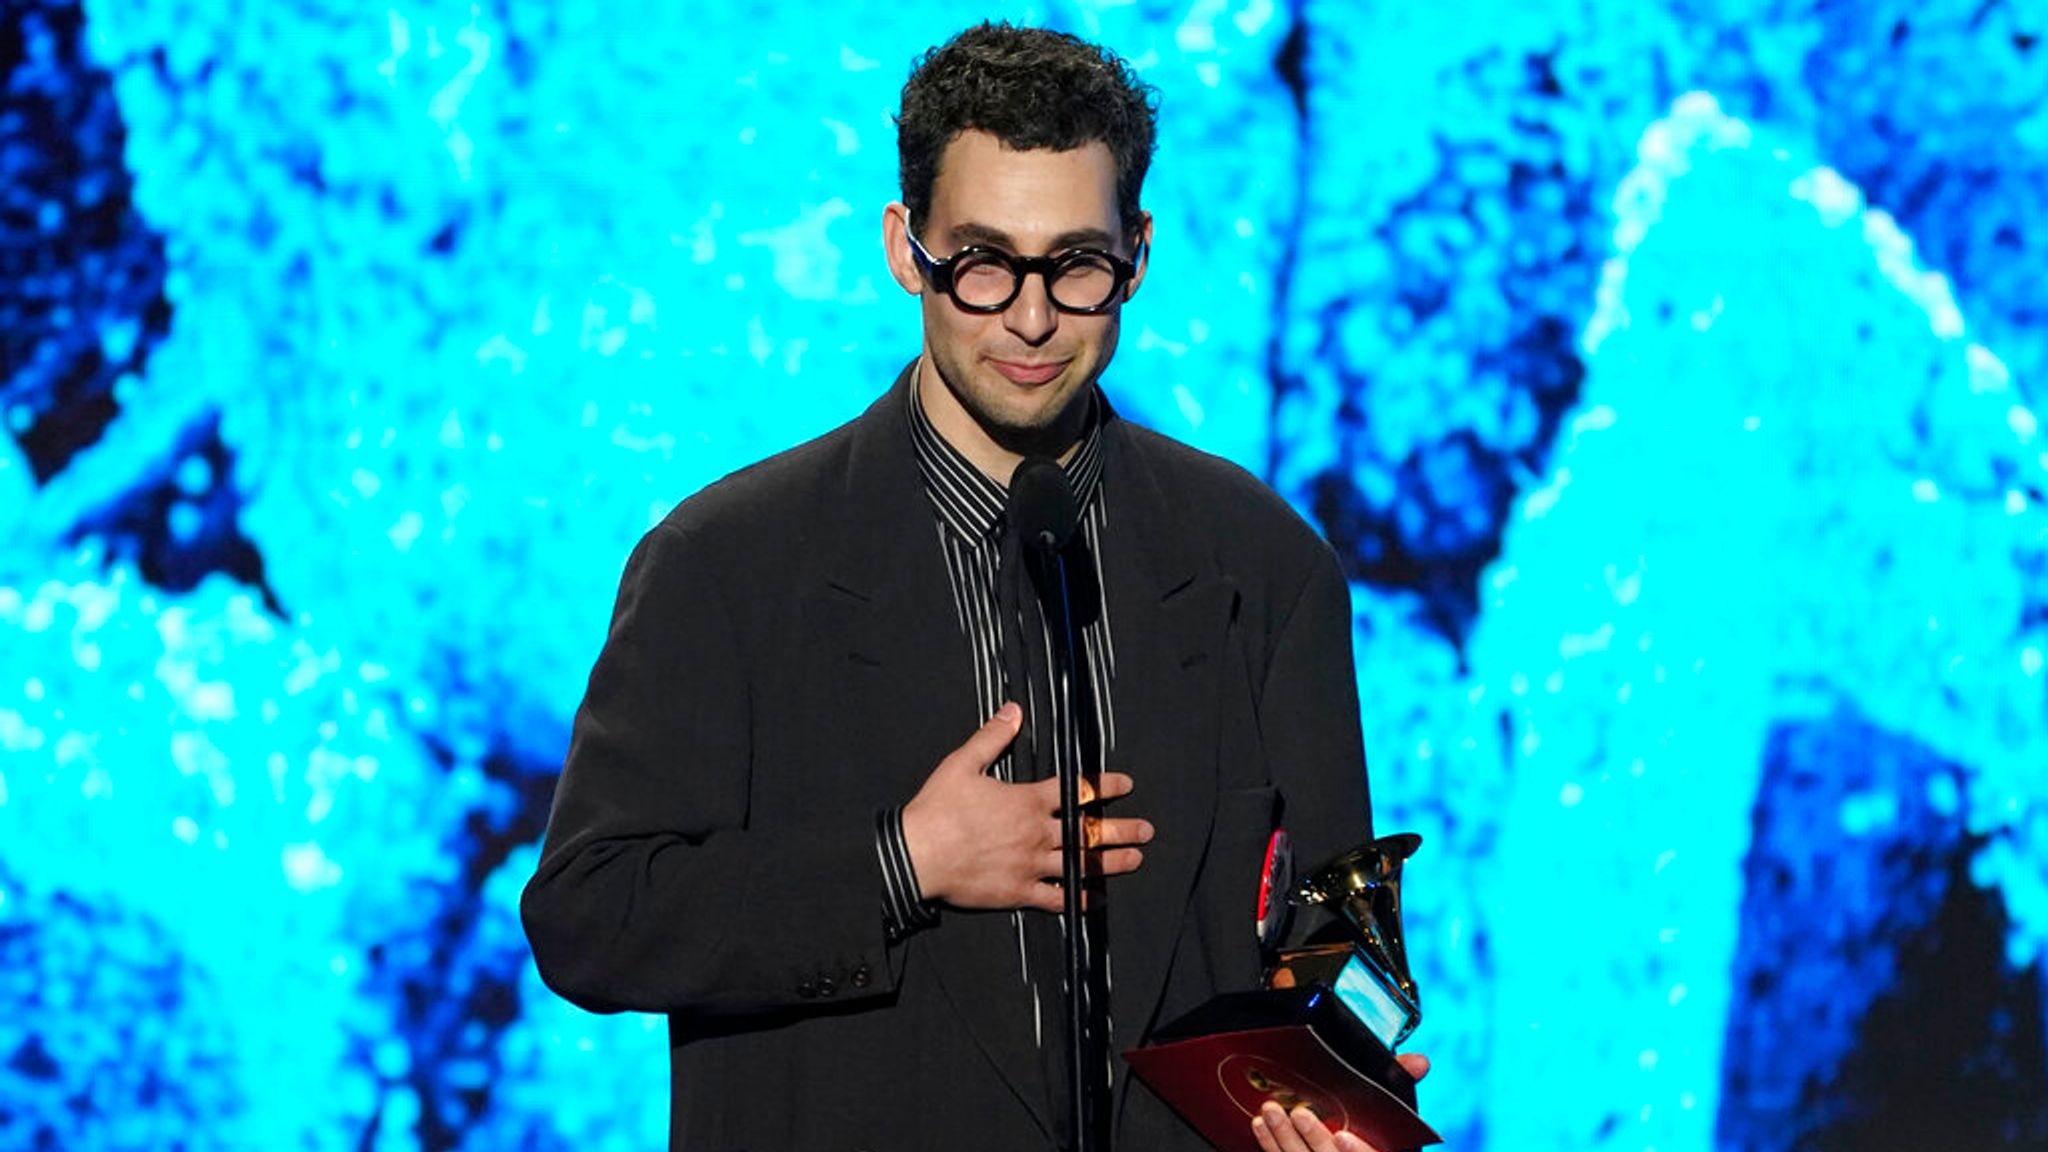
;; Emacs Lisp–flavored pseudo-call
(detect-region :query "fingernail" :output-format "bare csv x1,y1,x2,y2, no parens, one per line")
997,702,1020,723
1138,821,1155,842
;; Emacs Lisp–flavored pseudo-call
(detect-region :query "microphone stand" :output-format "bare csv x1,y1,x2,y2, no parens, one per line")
1009,454,1100,1150
1025,530,1100,1152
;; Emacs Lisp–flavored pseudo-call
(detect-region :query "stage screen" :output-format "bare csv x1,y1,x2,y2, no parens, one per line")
2,0,2044,1148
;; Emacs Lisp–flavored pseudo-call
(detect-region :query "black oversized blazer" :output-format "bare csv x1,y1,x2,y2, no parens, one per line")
522,366,1374,1150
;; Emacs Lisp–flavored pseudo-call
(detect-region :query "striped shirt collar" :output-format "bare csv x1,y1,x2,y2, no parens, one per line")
907,367,1106,545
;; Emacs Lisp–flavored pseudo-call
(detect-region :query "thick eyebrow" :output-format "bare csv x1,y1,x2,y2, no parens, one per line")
947,221,1120,253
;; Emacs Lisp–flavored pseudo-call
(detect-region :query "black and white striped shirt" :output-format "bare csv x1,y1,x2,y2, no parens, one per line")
873,377,1119,996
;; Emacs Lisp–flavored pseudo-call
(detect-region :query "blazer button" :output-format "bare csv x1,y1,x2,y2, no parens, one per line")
796,981,816,999
851,964,872,989
817,975,837,997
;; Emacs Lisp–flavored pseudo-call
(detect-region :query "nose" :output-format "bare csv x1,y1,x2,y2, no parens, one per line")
1003,268,1058,345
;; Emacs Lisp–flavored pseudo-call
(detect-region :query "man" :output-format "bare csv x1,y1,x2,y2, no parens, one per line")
522,22,1418,1152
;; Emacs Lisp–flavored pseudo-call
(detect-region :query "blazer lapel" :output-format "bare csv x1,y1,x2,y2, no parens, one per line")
1094,417,1237,1062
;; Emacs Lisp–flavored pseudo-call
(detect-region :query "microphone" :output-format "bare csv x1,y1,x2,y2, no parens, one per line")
1007,456,1079,552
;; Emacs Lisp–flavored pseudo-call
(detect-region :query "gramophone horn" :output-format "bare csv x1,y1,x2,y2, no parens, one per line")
1292,833,1421,1008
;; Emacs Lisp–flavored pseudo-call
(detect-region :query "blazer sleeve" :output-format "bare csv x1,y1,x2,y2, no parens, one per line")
1260,543,1376,945
520,521,900,1016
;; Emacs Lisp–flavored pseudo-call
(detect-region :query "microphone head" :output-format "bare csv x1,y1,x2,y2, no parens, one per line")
1007,456,1079,552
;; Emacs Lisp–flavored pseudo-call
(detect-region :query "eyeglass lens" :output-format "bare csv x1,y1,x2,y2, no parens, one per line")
952,250,1121,311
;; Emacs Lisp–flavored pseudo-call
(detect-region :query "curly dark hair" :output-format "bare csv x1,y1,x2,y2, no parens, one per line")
896,22,1159,240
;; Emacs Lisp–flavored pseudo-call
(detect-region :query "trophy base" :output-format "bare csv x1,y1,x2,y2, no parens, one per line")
1126,988,1441,1152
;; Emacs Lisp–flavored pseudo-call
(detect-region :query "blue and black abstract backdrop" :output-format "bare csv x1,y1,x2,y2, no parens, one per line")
3,0,2045,1148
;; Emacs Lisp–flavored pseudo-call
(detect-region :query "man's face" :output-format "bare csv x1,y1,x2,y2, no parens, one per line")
885,129,1149,474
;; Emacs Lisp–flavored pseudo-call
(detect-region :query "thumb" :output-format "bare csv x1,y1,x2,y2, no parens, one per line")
946,702,1022,773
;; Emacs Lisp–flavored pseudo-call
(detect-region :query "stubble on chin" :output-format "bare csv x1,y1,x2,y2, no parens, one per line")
970,368,1096,460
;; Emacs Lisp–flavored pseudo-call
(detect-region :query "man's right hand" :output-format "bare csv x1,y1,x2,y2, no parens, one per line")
900,702,1153,913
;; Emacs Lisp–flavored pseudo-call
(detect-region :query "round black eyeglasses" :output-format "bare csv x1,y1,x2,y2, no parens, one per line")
906,228,1142,315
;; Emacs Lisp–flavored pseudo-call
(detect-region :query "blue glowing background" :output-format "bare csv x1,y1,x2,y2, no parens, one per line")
3,0,2045,1148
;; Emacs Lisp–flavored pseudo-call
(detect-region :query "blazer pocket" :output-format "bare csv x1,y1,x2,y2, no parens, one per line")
1196,783,1283,989
1210,783,1281,911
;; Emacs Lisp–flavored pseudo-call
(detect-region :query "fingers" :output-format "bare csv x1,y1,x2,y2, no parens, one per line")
1395,1052,1431,1082
1057,816,1153,850
1031,771,1136,809
944,703,1022,775
1255,1103,1314,1152
1093,815,1155,849
1254,1102,1362,1152
1092,846,1145,876
1089,771,1136,803
1251,1107,1282,1152
1034,814,1151,877
1023,881,1064,915
1038,845,1145,882
1284,1104,1325,1151
1026,840,1146,909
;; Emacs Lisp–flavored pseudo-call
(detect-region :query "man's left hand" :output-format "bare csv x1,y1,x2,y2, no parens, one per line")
1248,1054,1430,1152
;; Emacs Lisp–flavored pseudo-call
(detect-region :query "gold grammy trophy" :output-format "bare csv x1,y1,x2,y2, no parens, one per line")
1270,833,1423,1050
1126,834,1439,1152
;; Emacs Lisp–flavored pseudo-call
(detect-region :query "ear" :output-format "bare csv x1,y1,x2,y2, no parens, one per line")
1125,210,1153,300
882,203,925,296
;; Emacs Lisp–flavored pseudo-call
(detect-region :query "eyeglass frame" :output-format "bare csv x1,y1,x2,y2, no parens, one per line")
904,226,1145,316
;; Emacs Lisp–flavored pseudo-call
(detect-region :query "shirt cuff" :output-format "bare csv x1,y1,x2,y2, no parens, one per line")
875,805,939,941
